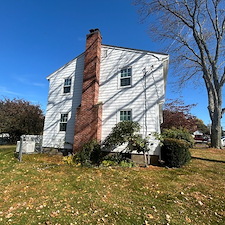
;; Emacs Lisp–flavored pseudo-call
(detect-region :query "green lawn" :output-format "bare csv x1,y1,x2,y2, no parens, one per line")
0,146,225,225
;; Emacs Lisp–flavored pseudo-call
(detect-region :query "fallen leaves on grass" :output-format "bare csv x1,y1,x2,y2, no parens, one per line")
1,146,225,225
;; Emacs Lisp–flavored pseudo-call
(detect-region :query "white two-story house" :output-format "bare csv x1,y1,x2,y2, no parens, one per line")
42,29,169,164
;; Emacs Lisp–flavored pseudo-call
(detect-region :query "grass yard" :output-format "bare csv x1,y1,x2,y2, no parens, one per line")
0,146,225,225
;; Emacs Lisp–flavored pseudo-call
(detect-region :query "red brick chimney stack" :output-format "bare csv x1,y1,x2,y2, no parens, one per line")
73,29,102,152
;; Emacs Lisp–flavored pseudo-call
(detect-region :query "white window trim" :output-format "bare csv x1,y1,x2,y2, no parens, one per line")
59,113,69,132
118,109,133,122
118,67,132,89
102,49,108,58
63,78,72,94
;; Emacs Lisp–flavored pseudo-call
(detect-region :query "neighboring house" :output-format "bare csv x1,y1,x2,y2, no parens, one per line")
42,29,169,164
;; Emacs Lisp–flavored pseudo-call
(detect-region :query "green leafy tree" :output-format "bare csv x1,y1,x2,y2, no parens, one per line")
0,98,44,143
195,118,210,135
135,0,225,148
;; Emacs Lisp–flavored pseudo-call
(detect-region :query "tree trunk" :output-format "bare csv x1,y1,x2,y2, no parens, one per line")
210,107,222,148
135,0,225,149
204,72,222,149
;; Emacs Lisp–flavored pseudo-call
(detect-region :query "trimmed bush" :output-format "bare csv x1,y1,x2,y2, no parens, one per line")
161,138,191,168
162,127,194,147
74,140,102,166
74,139,136,168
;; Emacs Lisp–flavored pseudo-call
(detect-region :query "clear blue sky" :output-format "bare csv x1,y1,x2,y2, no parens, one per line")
0,0,223,127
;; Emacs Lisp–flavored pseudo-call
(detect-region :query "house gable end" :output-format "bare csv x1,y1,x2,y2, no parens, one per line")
46,53,85,81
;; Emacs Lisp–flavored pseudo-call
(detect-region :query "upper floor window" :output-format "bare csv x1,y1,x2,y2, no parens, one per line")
120,110,132,121
102,49,108,58
120,68,132,87
59,113,68,131
63,78,72,93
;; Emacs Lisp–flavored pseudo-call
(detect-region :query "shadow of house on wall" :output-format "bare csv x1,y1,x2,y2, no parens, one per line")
42,29,169,165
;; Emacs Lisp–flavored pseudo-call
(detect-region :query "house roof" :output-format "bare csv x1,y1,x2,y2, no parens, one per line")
102,44,169,57
46,44,169,80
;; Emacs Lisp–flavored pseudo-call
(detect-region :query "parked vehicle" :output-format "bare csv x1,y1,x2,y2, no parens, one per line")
194,135,208,142
221,137,225,147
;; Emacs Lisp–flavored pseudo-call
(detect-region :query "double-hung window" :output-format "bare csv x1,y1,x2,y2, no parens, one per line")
120,67,132,87
63,78,72,93
59,113,68,131
120,110,132,121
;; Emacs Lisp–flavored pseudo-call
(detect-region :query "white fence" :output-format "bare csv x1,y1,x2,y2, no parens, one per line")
16,135,43,154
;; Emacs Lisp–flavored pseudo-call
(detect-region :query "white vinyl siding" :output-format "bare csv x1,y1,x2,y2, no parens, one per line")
42,54,84,149
99,45,167,155
120,68,132,87
42,44,168,155
59,113,68,131
63,78,72,93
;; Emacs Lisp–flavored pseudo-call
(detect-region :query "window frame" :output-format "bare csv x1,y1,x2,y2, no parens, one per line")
119,67,132,88
102,49,108,58
59,113,68,132
63,78,72,94
119,110,132,122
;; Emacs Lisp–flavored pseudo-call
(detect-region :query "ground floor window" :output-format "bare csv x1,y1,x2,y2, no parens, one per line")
60,113,68,131
120,110,132,121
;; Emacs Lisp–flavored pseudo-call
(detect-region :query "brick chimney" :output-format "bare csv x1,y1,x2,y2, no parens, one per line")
73,29,102,152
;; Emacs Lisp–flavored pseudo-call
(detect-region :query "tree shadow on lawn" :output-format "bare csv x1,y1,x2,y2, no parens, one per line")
192,156,225,164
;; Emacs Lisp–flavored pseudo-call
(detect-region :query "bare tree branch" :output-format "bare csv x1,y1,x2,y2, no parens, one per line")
219,66,225,86
158,0,193,28
135,0,225,148
221,108,225,116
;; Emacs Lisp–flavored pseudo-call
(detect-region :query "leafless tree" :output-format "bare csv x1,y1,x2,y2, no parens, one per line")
135,0,225,148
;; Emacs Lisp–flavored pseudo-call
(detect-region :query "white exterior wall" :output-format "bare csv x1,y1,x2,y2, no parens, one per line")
99,45,167,155
42,54,84,149
42,45,168,156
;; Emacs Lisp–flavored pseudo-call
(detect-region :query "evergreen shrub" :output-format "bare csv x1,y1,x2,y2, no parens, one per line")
161,138,191,168
74,140,102,166
162,127,194,147
102,121,141,149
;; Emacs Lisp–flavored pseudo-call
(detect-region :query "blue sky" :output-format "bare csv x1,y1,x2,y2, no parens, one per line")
0,0,222,127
